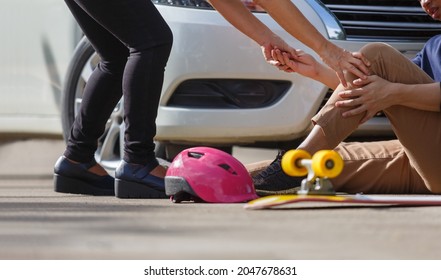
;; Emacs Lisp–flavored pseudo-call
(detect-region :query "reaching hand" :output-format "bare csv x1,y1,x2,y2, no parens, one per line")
335,75,395,123
320,43,371,87
271,48,319,78
260,33,299,69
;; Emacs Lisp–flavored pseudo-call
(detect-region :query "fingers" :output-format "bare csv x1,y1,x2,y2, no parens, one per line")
350,56,370,75
345,63,367,80
336,88,376,122
352,77,370,87
338,87,364,99
263,43,291,68
335,98,359,108
272,48,292,64
268,58,292,71
278,65,294,72
336,100,371,121
270,48,296,73
336,88,364,113
261,43,273,63
271,48,284,63
352,52,371,69
267,51,286,69
341,106,372,124
338,51,371,83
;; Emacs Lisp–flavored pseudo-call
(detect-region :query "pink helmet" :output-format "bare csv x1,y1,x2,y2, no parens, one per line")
165,147,258,203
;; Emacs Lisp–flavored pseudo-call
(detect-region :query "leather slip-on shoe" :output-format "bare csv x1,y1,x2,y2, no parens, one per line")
54,156,115,196
115,161,167,199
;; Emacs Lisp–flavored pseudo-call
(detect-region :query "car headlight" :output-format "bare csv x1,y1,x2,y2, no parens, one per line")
152,0,265,12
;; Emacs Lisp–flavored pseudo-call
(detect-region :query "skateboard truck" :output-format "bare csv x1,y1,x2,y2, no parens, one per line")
281,150,344,195
297,163,336,195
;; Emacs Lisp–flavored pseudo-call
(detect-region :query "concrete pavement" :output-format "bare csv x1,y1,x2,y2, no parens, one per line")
1,139,441,259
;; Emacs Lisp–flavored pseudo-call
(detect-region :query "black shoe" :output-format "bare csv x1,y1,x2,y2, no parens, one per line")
115,161,167,199
54,156,115,196
252,150,303,196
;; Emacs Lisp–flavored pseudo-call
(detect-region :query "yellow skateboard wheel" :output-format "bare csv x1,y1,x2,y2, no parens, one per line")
281,149,311,177
311,150,343,178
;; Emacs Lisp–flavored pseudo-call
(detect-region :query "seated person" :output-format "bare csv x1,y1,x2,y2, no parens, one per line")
250,0,441,196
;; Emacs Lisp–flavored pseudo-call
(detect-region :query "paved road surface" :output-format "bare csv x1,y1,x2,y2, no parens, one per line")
1,139,441,259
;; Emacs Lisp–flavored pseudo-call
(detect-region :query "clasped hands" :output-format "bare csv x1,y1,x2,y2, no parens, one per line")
265,45,390,124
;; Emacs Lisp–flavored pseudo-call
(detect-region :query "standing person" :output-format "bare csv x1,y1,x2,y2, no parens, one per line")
54,0,173,198
250,0,441,196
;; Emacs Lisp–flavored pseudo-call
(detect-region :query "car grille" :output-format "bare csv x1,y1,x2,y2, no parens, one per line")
321,0,441,42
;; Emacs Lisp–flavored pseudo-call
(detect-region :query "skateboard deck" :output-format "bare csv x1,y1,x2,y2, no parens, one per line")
244,194,441,210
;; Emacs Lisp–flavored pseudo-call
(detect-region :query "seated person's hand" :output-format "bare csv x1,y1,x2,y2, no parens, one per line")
271,47,320,79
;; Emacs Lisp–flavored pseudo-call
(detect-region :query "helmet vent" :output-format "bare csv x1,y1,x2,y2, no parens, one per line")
188,152,204,159
218,163,237,175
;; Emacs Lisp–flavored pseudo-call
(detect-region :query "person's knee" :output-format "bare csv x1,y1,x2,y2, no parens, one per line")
359,42,394,60
359,42,403,75
342,42,398,88
132,26,173,57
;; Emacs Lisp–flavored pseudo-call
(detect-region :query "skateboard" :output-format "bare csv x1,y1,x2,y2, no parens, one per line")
246,149,441,209
245,193,441,210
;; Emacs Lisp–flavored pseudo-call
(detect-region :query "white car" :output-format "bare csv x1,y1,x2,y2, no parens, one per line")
61,0,441,168
2,1,438,169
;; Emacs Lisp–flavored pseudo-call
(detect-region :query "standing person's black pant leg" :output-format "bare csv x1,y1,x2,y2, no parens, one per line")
54,0,173,198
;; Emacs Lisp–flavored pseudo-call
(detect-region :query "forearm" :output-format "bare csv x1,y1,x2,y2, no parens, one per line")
207,0,274,45
315,63,340,90
254,0,330,54
392,82,441,112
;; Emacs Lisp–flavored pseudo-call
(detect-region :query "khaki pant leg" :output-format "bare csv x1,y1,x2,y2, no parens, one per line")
332,140,429,194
